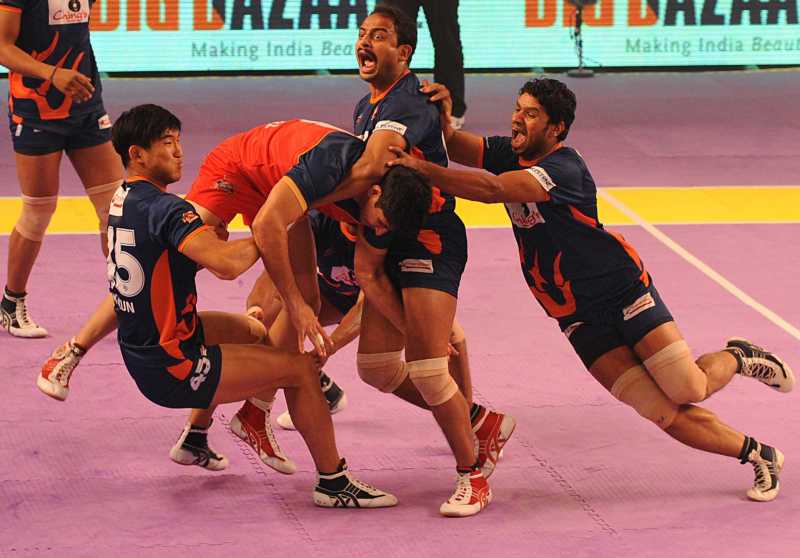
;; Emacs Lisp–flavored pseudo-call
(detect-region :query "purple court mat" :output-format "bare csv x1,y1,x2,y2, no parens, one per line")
2,72,799,557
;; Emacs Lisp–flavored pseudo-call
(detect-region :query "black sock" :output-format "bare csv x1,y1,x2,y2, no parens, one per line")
724,348,744,374
184,426,209,448
739,436,759,464
2,287,23,311
470,403,485,424
318,458,348,488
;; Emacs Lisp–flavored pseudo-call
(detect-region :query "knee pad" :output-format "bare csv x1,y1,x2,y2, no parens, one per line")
643,340,705,404
357,351,407,393
610,365,679,430
86,180,123,230
15,194,58,241
407,356,459,407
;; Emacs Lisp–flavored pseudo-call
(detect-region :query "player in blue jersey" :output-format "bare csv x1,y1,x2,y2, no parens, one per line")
0,0,122,338
279,4,512,517
389,77,795,503
101,103,397,508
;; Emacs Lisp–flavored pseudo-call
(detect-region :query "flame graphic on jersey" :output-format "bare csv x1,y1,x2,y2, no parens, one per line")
525,249,577,318
9,33,85,121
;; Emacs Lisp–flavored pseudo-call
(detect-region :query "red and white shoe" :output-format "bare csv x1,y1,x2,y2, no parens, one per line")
229,399,296,474
472,408,516,478
440,469,492,517
37,338,85,401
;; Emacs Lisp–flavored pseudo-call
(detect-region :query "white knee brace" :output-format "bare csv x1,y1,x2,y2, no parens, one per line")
86,179,123,230
643,340,706,404
407,356,459,407
357,351,408,393
611,365,679,430
15,194,58,241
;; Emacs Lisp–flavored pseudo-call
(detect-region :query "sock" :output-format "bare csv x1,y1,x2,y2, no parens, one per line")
724,348,744,374
470,403,485,425
2,287,23,312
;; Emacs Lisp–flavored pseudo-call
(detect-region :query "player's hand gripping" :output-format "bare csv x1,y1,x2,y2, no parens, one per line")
386,145,432,177
419,80,454,140
288,300,334,363
50,67,95,103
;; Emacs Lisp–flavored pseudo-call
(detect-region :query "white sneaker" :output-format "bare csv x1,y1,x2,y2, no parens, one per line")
744,444,784,502
169,423,229,471
1,293,47,338
726,338,795,393
439,469,492,517
313,459,398,508
37,338,85,401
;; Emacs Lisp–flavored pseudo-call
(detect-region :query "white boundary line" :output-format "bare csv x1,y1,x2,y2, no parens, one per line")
598,188,800,341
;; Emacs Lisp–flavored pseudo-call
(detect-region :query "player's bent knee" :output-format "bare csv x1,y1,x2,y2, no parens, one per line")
611,365,679,430
86,180,123,230
407,357,459,407
15,194,58,242
357,351,408,393
643,340,706,404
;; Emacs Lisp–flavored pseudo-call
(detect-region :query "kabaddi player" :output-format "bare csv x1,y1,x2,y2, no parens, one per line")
389,77,794,502
0,0,122,337
324,4,515,516
104,103,396,508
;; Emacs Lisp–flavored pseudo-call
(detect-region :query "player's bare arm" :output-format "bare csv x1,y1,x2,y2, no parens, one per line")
251,177,333,356
0,11,94,103
329,292,365,355
353,229,405,335
180,229,259,281
387,146,550,204
317,130,405,204
419,80,482,167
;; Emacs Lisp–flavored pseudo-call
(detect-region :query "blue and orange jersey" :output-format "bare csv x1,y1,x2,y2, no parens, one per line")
107,178,211,375
187,119,365,226
310,210,359,298
353,71,454,214
1,0,103,124
481,137,650,322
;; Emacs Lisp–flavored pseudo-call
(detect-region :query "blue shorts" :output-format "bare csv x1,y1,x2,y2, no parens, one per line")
367,210,468,298
9,109,112,156
318,274,359,315
122,343,223,409
561,282,674,369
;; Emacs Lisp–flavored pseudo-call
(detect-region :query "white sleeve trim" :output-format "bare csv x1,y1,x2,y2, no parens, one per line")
374,120,408,136
526,166,556,191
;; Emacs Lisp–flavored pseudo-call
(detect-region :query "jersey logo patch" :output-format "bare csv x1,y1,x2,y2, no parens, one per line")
375,120,408,136
506,202,545,228
399,258,434,274
214,179,234,194
527,166,556,191
182,211,200,224
98,114,112,130
190,346,211,391
108,187,128,217
49,0,91,26
622,292,656,321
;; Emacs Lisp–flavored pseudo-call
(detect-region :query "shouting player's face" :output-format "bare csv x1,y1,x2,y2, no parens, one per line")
511,94,564,159
356,13,409,88
141,129,184,186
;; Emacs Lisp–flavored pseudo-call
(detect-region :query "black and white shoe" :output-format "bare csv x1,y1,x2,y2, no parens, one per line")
1,291,47,338
169,423,229,471
277,371,348,430
741,439,784,502
313,459,397,508
726,338,795,393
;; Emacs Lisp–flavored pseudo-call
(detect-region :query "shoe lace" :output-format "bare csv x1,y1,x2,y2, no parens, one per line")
746,360,777,381
452,473,473,502
16,297,35,327
255,419,287,459
752,459,776,491
55,351,81,385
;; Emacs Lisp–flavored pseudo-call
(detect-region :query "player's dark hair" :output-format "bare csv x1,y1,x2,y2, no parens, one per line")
519,79,576,141
372,3,417,64
112,104,182,167
377,166,431,236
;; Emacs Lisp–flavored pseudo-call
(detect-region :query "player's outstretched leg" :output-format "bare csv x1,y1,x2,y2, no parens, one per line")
277,370,348,430
170,420,229,471
726,338,795,393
